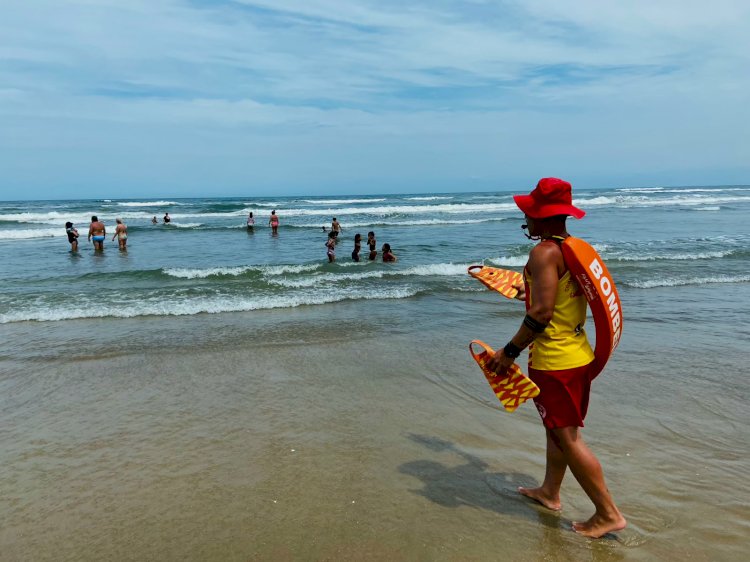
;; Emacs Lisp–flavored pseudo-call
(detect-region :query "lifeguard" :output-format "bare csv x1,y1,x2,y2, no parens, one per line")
485,177,626,539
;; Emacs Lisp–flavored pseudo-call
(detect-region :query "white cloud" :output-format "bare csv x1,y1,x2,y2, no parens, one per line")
0,0,747,197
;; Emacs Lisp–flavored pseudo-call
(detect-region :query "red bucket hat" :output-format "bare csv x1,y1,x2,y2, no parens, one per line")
513,177,585,219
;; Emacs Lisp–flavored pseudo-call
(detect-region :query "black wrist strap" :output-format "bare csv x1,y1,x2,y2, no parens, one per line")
523,314,548,333
504,341,522,359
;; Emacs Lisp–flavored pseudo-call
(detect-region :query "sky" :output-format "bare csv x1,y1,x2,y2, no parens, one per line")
1,0,748,199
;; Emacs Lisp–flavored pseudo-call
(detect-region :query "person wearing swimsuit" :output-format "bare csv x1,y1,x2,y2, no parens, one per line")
269,210,279,234
163,213,171,224
352,233,362,261
112,218,128,250
382,243,397,262
367,231,377,260
88,216,106,251
325,231,336,262
247,212,255,231
485,178,626,539
331,217,342,242
65,221,79,252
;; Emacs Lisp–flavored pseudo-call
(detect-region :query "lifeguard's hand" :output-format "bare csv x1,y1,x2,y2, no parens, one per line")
513,284,526,301
486,348,515,375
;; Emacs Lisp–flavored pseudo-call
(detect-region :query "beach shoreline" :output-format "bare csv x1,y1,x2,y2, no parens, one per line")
1,289,748,561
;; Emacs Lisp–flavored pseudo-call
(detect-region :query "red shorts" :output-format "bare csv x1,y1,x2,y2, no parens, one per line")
528,363,594,429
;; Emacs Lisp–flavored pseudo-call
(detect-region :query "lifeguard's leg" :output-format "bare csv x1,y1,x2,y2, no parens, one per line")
552,426,626,537
519,429,565,510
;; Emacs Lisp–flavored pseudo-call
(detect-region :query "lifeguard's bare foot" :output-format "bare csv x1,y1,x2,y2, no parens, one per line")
572,513,627,538
518,486,562,511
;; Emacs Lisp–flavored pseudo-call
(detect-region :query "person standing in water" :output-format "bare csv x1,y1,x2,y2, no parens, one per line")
331,217,342,241
163,212,171,224
381,243,397,262
112,218,128,251
269,210,279,234
367,231,377,260
247,212,255,231
88,216,106,251
325,231,336,262
485,178,626,539
352,233,362,262
151,216,158,225
65,222,79,252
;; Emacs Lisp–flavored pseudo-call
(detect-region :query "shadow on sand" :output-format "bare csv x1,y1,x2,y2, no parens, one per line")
399,433,564,531
399,434,635,553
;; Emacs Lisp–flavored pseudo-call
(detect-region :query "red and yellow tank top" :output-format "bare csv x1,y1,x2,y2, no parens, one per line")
525,263,594,371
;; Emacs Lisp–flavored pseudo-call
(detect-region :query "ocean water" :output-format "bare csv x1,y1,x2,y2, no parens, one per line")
1,186,749,561
1,186,748,324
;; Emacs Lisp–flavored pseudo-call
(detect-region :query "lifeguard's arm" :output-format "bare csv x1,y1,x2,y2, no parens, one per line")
486,243,560,373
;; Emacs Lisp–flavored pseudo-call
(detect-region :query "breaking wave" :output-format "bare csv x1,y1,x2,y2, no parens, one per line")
0,287,422,323
117,201,180,207
626,275,750,289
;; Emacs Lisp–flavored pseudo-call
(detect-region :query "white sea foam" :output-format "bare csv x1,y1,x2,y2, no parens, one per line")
163,263,321,279
618,187,750,194
574,196,617,206
265,275,375,288
613,195,748,208
0,211,82,223
164,266,257,279
170,222,203,228
118,201,179,207
259,264,322,276
0,287,420,323
573,193,750,208
405,196,453,201
297,198,386,204
486,256,527,267
277,202,518,217
266,263,471,288
633,195,748,207
628,275,750,289
338,217,502,228
398,263,470,276
617,187,666,193
488,247,608,267
0,228,65,240
611,250,734,262
164,212,244,219
694,206,721,211
0,211,158,224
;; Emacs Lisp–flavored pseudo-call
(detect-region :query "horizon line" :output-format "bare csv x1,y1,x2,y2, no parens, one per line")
1,182,748,203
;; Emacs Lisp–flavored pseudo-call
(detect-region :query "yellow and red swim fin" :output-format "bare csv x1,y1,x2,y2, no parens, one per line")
467,265,523,299
469,340,540,413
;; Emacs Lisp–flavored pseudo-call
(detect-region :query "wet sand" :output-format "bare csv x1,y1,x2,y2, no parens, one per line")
1,292,748,561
